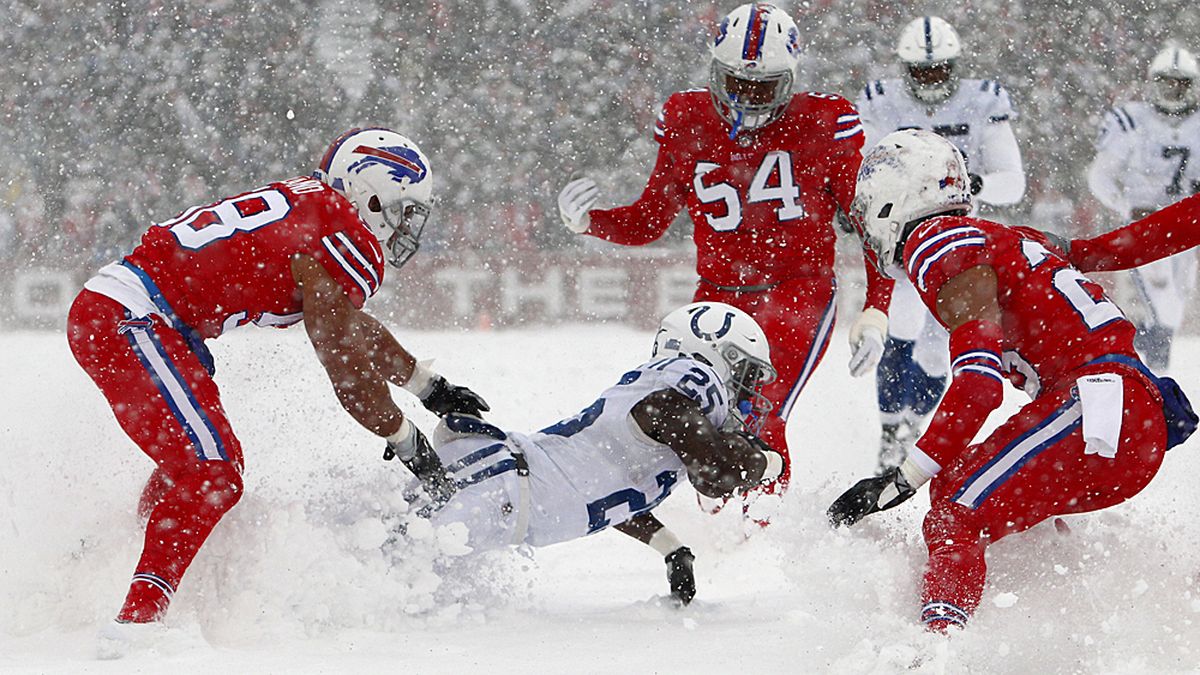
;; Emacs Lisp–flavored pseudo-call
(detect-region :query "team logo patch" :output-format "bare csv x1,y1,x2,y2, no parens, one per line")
714,17,730,46
786,26,800,55
347,145,427,185
689,306,735,340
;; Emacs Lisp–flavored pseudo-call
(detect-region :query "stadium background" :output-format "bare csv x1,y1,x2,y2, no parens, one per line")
1,0,1197,328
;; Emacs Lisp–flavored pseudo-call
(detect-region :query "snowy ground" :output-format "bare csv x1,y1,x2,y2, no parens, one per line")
2,324,1199,674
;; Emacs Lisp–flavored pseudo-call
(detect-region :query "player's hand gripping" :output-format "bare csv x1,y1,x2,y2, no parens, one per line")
828,459,930,527
384,420,457,507
847,307,888,378
558,177,599,234
420,376,490,418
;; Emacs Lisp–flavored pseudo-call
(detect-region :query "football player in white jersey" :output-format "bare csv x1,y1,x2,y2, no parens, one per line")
851,16,1026,471
385,302,784,605
1087,44,1200,370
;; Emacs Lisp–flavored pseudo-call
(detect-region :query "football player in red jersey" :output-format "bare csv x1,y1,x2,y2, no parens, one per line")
557,3,893,518
67,128,488,655
827,130,1196,632
1062,192,1200,273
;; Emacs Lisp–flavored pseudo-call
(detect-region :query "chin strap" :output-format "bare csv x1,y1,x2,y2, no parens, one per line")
728,95,744,140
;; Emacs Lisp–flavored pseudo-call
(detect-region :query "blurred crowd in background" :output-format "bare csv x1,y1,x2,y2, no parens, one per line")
1,0,1198,275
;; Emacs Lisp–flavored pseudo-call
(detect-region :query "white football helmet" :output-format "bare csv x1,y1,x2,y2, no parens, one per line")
653,302,777,432
708,3,802,135
1149,44,1199,114
896,16,962,105
314,128,433,268
850,130,972,275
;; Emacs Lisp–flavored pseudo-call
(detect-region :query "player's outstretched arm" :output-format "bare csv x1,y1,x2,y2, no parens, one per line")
613,512,696,606
1069,194,1200,272
830,266,1006,527
292,254,406,438
631,389,783,498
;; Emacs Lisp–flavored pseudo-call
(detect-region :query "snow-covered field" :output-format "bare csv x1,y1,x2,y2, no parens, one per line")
2,324,1199,674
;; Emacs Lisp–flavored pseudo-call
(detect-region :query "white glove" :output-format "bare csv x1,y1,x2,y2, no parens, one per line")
847,307,888,378
558,177,598,234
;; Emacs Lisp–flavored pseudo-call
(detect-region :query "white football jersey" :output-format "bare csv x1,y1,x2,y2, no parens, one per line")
1087,101,1200,220
430,356,728,549
856,77,1026,207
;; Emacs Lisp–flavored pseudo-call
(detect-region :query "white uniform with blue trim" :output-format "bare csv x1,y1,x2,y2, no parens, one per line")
856,77,1027,381
1087,101,1200,335
426,357,728,550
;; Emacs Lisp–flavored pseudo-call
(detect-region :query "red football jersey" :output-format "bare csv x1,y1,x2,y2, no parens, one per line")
586,89,890,305
904,215,1139,396
124,175,385,339
1070,193,1200,272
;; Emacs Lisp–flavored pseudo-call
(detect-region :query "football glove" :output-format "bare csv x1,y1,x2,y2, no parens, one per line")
384,420,457,507
664,546,696,607
558,177,598,234
420,376,490,418
827,465,917,528
847,308,888,378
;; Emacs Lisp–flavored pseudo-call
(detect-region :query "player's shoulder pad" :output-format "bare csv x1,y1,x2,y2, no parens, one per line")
1102,103,1140,134
968,78,1017,122
656,90,703,143
903,215,992,293
797,91,863,143
639,355,728,412
859,78,893,103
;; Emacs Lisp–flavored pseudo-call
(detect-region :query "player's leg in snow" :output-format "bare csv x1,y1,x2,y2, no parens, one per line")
68,292,246,631
136,467,174,523
96,619,169,660
876,337,917,472
919,505,985,633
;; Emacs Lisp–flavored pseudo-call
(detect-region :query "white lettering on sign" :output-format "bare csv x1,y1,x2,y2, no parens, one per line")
577,268,629,319
501,267,564,318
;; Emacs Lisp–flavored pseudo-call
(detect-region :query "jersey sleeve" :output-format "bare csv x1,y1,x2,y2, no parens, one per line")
1086,107,1136,217
585,95,690,246
310,217,386,309
902,217,993,309
1070,193,1200,272
656,357,730,430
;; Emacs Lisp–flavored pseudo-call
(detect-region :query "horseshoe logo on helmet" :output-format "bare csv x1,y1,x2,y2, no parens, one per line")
689,306,736,341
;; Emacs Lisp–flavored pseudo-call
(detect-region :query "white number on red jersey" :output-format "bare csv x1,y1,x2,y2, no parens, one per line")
159,188,292,250
693,152,807,232
1020,240,1123,330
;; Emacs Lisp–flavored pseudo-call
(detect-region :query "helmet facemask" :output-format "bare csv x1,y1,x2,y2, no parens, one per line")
721,342,777,433
709,60,794,133
371,195,430,268
1152,75,1198,115
904,60,958,105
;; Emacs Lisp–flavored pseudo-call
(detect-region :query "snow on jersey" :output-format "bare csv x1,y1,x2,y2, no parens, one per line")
857,78,1021,207
586,89,866,288
85,176,384,340
1089,101,1200,219
440,356,728,548
903,216,1139,397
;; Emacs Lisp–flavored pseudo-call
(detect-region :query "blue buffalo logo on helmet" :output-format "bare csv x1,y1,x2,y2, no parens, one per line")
347,145,428,185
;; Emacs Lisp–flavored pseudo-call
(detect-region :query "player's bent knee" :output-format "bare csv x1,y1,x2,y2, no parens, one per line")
178,461,243,517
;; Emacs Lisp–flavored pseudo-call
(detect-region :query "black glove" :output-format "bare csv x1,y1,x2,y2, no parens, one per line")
384,423,457,507
827,466,917,528
421,376,490,418
968,173,984,195
665,546,696,606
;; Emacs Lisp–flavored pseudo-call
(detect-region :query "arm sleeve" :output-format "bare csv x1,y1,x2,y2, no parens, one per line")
1086,111,1132,218
911,320,1006,471
1070,194,1200,271
310,228,385,310
975,85,1025,206
585,101,689,246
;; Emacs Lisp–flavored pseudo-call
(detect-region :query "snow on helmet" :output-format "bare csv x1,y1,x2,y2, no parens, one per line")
849,130,972,275
314,128,433,268
708,3,801,136
896,16,962,105
653,302,777,432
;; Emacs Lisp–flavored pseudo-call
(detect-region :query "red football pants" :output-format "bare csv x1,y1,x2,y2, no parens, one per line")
696,274,838,493
68,290,244,622
919,369,1165,630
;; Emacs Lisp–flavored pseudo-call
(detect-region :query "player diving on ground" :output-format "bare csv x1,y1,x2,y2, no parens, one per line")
383,302,785,606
